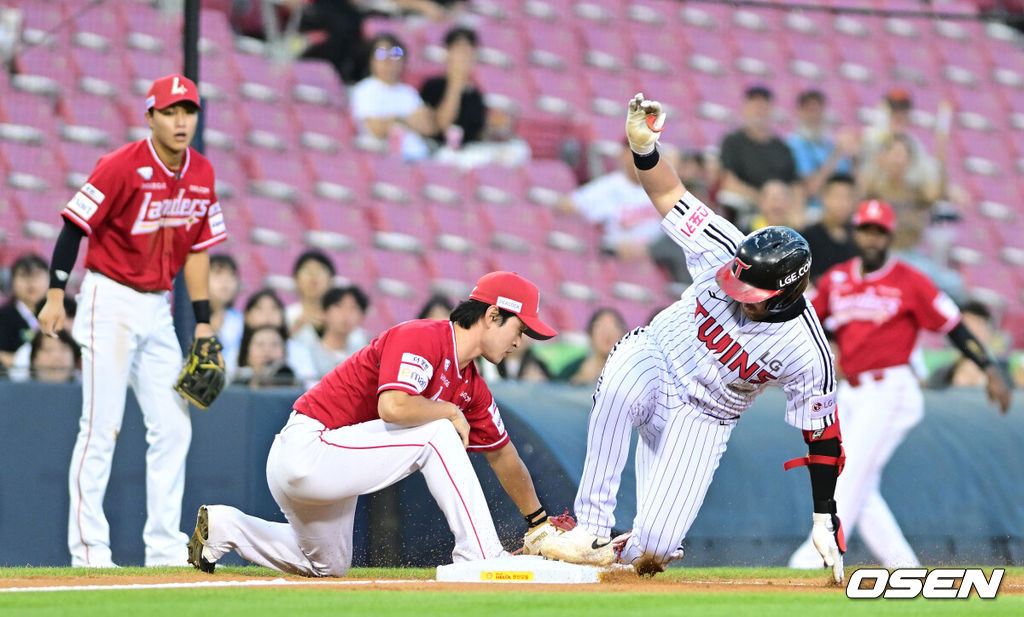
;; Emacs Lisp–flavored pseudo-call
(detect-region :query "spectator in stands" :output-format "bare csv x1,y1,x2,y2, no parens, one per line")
673,149,713,205
244,288,288,330
749,180,803,231
350,32,436,161
857,134,963,302
234,325,298,389
559,141,689,282
718,85,799,232
296,1,367,84
8,296,78,381
291,285,371,381
420,27,485,148
0,254,49,368
785,89,859,212
857,134,943,251
285,250,335,337
926,300,1013,389
417,294,454,320
209,254,244,380
420,26,529,167
800,173,859,283
554,308,626,385
29,329,80,383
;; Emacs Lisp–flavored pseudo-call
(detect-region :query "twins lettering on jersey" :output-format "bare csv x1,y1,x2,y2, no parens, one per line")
132,189,213,234
694,299,777,384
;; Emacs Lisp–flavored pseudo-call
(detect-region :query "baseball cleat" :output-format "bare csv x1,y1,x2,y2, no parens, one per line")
539,526,618,566
187,505,216,574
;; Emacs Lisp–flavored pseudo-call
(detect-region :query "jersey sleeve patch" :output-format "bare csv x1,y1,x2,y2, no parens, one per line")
207,202,226,236
808,392,837,420
488,400,506,436
80,182,105,205
67,191,99,220
396,352,433,393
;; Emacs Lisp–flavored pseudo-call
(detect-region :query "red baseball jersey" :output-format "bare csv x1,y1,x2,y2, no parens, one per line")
61,138,227,291
294,319,511,452
810,257,961,376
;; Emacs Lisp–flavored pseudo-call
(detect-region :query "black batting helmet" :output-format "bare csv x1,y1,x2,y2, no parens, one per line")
715,226,811,313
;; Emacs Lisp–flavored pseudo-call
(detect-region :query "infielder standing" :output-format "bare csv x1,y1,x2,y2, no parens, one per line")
188,272,568,576
38,74,227,567
541,94,847,582
788,200,1011,569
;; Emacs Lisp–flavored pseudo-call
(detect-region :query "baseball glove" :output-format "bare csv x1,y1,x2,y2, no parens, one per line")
174,335,227,409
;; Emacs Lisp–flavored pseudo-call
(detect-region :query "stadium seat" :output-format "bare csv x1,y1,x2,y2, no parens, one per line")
1,141,67,191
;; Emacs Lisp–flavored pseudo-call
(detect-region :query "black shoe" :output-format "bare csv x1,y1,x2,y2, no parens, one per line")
187,505,216,574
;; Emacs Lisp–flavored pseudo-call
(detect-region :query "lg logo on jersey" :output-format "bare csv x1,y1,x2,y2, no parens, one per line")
846,568,1004,599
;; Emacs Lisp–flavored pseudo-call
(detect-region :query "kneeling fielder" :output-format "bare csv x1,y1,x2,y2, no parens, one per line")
188,272,568,576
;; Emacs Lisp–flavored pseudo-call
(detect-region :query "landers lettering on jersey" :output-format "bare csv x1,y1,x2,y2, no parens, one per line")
131,189,211,235
694,299,777,384
829,287,902,326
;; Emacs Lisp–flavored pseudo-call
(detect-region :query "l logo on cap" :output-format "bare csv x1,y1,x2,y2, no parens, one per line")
171,77,188,95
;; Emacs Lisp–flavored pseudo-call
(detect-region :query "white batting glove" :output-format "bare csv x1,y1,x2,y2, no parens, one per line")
811,512,846,584
625,92,665,155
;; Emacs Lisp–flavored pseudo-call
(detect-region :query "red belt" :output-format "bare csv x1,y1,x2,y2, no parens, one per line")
846,369,887,387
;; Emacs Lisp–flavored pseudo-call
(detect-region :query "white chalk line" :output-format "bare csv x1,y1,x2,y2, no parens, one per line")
0,578,432,593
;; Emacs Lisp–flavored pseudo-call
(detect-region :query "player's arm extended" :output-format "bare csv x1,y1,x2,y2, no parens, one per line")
947,322,1012,413
626,94,685,217
38,218,86,337
183,250,214,338
483,442,544,518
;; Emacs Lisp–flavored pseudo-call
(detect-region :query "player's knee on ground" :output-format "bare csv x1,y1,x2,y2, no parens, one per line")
306,550,352,578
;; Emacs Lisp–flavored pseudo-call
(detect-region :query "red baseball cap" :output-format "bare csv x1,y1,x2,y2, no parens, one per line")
145,74,202,112
852,199,896,232
469,271,557,340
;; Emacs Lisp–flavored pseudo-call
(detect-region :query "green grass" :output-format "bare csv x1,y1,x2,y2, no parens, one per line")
0,566,1019,617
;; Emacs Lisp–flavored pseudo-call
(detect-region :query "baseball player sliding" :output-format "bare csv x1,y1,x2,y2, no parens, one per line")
37,74,228,567
188,272,571,576
540,94,846,582
788,200,1011,569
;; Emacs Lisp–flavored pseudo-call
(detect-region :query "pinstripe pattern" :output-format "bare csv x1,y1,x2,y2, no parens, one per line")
573,193,837,564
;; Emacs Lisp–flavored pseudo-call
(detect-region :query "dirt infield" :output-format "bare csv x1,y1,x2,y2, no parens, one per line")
2,570,1022,595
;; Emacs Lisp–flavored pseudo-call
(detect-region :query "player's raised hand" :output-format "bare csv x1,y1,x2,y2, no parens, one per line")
37,289,67,338
984,366,1012,414
811,512,846,584
625,93,665,155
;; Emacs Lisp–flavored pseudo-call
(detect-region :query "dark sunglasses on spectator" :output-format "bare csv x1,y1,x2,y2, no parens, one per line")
374,46,404,61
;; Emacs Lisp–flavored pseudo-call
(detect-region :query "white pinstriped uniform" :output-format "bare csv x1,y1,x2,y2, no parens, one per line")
574,192,838,564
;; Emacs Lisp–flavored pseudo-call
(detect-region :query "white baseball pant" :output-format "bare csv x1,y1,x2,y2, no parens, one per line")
68,271,191,567
574,329,736,564
200,411,505,576
789,365,922,568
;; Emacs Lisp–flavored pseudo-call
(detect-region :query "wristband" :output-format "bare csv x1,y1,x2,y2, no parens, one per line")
192,299,212,324
813,498,838,515
632,147,659,170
